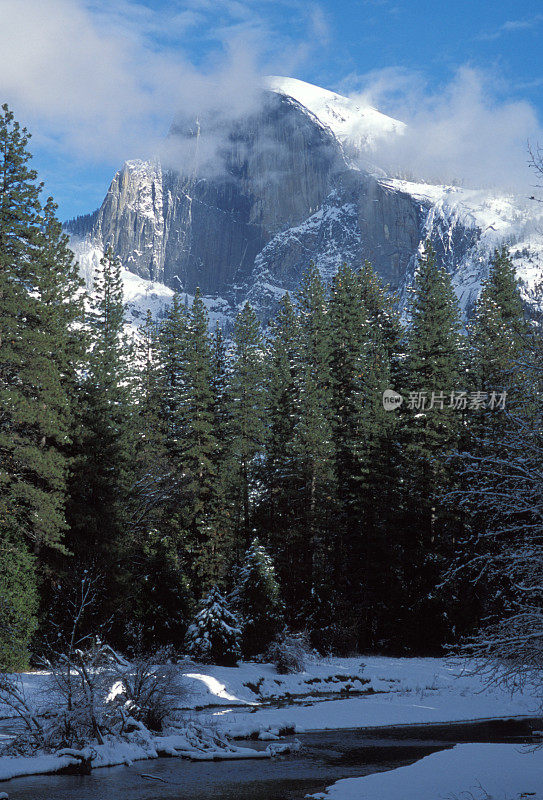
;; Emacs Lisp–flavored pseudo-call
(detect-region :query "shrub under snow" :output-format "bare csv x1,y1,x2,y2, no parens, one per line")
266,631,310,674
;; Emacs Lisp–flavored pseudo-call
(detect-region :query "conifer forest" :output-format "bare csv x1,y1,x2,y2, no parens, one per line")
1,102,541,675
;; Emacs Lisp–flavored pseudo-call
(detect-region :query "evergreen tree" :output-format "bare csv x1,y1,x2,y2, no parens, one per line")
131,309,166,529
181,290,225,591
229,303,265,546
158,292,189,454
293,267,335,632
260,293,301,586
0,107,78,554
0,540,38,670
351,263,402,650
447,248,532,647
66,248,134,637
469,247,527,415
0,106,82,662
122,310,193,652
231,538,284,657
403,240,463,543
449,320,542,692
357,259,402,361
328,265,368,520
185,586,241,665
483,246,526,330
400,240,464,650
211,323,230,452
154,292,190,551
127,528,192,654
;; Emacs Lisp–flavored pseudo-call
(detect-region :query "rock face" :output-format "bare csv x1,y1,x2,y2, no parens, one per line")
66,78,543,323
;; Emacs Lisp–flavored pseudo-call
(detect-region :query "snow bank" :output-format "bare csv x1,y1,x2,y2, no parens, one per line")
185,656,540,739
0,740,150,782
309,743,543,800
0,730,289,782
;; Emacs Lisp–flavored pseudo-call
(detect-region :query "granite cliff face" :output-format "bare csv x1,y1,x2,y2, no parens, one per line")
66,77,543,324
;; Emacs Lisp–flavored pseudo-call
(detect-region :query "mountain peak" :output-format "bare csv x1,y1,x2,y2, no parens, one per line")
264,75,405,151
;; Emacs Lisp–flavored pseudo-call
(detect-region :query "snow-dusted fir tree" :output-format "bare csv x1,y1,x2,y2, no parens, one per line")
450,306,542,701
185,587,241,666
231,538,284,657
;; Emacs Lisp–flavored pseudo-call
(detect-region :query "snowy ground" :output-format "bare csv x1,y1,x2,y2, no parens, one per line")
309,743,543,800
1,656,540,784
175,656,541,739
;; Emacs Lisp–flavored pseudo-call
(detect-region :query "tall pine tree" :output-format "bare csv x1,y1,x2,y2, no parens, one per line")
0,106,82,664
293,267,335,639
400,240,463,651
65,248,134,640
229,303,266,549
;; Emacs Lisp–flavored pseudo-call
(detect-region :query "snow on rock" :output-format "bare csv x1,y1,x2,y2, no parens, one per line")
68,234,232,332
383,178,543,313
265,76,405,154
122,159,163,225
65,76,543,325
308,743,543,800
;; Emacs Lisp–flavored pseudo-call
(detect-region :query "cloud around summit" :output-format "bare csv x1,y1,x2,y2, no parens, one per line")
342,66,543,192
0,0,322,165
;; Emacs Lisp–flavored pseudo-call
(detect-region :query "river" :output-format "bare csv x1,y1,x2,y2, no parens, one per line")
1,718,537,800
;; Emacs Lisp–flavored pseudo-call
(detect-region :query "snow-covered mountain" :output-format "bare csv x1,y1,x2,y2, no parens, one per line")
67,76,543,325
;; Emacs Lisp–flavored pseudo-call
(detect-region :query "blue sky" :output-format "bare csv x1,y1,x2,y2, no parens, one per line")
1,0,542,219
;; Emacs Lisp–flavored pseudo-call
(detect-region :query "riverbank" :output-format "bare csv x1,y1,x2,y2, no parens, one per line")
1,656,540,783
3,721,539,800
310,742,543,800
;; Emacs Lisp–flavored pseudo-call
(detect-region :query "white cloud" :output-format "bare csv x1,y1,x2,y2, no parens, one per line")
478,14,543,41
0,0,319,166
344,66,543,192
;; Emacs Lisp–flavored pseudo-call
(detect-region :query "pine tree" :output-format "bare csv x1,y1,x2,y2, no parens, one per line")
0,540,38,670
322,265,369,648
260,293,301,584
447,249,531,646
293,267,335,632
181,290,225,591
211,323,230,452
403,240,463,542
449,319,542,692
148,292,195,608
357,259,402,361
127,528,192,654
158,292,189,456
122,309,193,652
400,240,464,650
483,246,526,330
351,263,402,650
328,265,368,518
185,586,241,665
0,106,82,662
0,107,77,554
65,248,134,638
229,303,265,546
469,247,527,417
231,538,284,657
131,309,166,524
